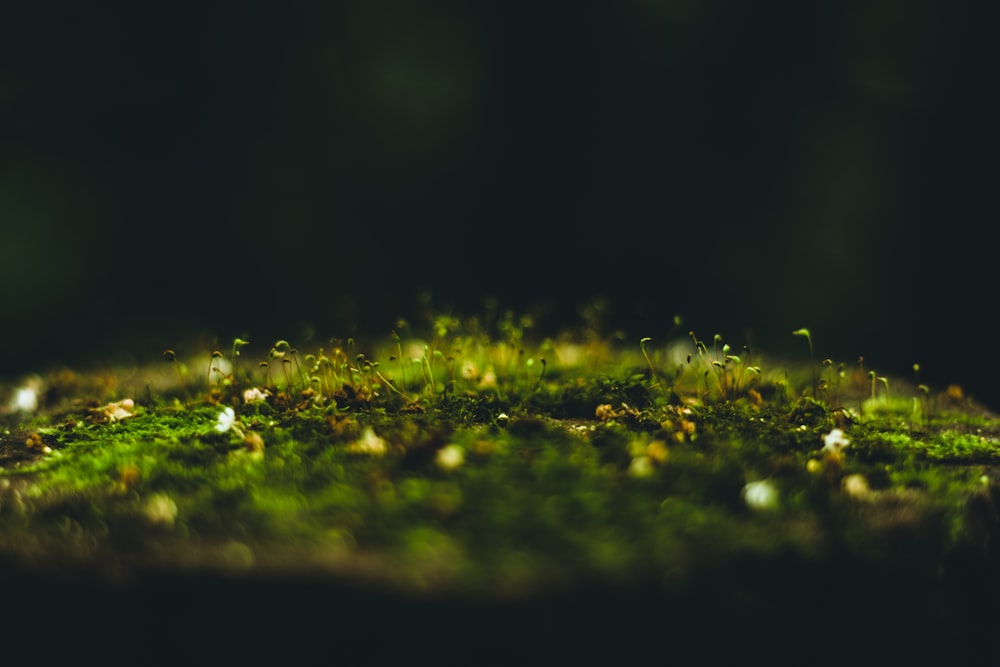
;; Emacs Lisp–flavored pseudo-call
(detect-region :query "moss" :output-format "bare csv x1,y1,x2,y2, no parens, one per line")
925,431,1000,462
2,319,1000,649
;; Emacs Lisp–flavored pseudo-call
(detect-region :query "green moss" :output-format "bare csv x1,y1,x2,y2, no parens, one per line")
2,320,1000,608
925,431,1000,461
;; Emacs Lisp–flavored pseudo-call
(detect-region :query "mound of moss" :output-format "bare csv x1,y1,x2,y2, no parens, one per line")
2,325,999,662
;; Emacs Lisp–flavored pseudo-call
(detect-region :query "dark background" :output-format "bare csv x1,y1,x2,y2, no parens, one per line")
2,2,997,406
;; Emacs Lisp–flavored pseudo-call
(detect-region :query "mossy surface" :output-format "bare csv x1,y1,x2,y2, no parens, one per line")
3,325,1000,661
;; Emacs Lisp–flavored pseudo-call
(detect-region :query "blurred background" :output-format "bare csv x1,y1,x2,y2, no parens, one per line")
2,1,998,406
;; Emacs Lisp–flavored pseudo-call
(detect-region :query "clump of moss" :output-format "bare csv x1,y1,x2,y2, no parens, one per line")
1,314,999,609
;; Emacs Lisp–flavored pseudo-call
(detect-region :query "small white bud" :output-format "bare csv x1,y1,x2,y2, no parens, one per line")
743,480,779,510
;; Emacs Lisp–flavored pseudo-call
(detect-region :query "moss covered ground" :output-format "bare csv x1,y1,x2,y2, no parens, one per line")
3,320,1000,663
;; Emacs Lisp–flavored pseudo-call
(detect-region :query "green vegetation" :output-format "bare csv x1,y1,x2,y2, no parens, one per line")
2,313,999,607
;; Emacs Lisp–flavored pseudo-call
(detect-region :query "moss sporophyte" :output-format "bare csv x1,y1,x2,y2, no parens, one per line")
2,316,1000,655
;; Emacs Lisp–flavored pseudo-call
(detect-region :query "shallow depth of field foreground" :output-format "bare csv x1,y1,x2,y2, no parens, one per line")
2,318,1000,663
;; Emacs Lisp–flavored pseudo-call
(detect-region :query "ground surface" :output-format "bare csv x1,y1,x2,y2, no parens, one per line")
3,331,1000,664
